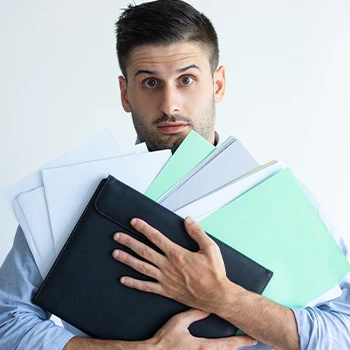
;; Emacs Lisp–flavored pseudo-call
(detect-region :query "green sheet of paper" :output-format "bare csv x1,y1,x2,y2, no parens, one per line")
145,130,215,201
200,168,350,307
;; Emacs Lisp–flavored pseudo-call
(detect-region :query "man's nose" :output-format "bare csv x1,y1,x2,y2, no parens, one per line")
159,84,181,116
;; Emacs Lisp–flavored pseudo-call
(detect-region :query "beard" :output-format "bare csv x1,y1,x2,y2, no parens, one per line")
130,97,216,153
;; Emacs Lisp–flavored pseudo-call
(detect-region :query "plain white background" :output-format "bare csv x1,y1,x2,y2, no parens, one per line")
0,0,349,266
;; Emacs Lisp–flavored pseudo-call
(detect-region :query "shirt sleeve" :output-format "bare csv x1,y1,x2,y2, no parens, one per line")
290,183,350,350
0,226,75,350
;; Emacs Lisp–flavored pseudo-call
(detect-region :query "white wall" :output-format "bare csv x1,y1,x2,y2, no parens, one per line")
1,0,349,265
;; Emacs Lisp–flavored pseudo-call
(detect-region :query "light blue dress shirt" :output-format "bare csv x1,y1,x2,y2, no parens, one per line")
0,183,349,350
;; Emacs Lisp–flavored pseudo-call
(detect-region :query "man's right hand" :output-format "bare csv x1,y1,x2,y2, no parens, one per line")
149,308,257,349
64,309,257,350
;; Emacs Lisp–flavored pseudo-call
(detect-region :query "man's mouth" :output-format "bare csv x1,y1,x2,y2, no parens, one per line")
157,122,189,134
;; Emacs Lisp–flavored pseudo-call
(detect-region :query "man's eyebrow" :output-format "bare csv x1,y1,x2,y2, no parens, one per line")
134,64,201,79
134,69,157,78
176,64,201,73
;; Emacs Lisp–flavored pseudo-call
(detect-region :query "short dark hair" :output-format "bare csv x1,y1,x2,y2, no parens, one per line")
115,0,219,78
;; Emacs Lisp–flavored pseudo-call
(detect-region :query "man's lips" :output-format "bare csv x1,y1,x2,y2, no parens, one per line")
157,123,189,134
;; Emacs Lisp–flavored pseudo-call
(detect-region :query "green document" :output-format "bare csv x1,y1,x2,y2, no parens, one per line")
200,168,350,307
145,130,215,201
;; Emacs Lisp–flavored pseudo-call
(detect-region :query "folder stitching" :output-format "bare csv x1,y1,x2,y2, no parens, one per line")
258,271,273,295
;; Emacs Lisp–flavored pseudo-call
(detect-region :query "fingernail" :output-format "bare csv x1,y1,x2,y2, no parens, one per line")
120,277,125,284
113,250,119,258
114,233,120,241
131,218,137,226
252,340,258,346
186,216,194,224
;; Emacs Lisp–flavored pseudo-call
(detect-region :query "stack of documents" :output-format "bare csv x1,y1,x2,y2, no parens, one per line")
4,129,172,277
4,128,350,313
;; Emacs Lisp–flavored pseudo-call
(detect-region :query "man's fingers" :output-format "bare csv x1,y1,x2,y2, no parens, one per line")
113,231,164,266
130,218,177,255
171,308,210,328
112,249,160,280
184,216,216,251
204,335,258,349
119,275,164,295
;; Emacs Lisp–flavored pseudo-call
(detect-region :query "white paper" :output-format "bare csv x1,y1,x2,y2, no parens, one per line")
124,142,149,154
11,199,39,263
17,187,56,278
4,128,123,206
43,150,172,253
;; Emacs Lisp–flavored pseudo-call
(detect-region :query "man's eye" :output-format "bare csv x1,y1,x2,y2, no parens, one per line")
180,76,194,85
143,78,159,88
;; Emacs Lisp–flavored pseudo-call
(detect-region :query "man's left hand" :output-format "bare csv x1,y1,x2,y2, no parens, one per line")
112,216,235,313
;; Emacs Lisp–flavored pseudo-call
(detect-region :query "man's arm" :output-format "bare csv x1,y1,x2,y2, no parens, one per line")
213,273,350,349
291,274,350,349
0,226,256,350
0,227,75,349
64,309,257,350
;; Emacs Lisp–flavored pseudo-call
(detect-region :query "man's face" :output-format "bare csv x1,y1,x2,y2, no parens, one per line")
119,42,226,153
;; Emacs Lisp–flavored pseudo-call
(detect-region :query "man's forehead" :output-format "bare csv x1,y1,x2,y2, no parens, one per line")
127,42,211,77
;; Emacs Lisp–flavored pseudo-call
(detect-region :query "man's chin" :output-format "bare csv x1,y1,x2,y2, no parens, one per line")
148,132,188,153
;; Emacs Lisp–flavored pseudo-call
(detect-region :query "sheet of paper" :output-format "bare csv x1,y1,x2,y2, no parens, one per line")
175,161,283,220
4,128,123,206
11,199,37,261
123,142,149,155
199,168,350,307
159,137,259,211
43,150,172,253
144,130,215,201
17,187,56,278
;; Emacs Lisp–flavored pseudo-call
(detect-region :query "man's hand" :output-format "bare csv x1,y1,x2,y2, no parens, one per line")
149,309,257,349
64,309,257,349
112,216,235,313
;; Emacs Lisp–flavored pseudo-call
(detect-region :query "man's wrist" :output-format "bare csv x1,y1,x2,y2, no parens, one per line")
206,279,246,317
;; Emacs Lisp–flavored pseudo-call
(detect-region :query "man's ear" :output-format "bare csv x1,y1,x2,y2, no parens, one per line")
118,76,131,112
213,65,226,103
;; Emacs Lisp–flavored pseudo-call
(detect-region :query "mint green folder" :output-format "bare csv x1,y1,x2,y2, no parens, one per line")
145,131,215,201
200,168,350,308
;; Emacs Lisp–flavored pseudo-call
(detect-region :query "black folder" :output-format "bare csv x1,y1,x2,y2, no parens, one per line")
34,175,273,340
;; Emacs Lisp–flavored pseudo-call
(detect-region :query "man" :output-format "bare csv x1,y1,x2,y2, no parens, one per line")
0,1,349,349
